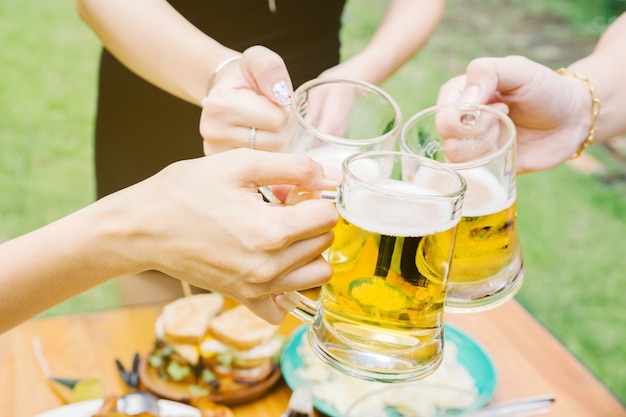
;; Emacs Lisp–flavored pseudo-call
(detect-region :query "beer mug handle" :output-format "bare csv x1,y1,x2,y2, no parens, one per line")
274,291,318,324
274,188,337,323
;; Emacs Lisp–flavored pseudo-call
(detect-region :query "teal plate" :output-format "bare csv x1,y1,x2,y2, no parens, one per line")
280,324,497,417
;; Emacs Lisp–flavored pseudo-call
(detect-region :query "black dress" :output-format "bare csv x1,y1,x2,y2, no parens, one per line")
94,0,347,198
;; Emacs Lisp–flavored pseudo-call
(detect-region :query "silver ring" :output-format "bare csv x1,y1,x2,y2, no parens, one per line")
248,127,257,149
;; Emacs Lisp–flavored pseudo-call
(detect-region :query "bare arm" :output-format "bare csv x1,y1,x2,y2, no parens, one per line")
77,0,293,153
77,0,264,106
0,150,340,333
568,12,626,142
322,0,446,85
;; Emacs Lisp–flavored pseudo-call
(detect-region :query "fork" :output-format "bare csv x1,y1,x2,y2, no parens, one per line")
115,353,161,415
452,394,555,417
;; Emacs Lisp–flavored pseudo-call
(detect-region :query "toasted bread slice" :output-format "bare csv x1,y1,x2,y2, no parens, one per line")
169,342,200,366
162,293,224,345
208,305,279,350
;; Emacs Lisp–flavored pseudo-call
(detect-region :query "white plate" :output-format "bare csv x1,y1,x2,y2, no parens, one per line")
34,399,200,417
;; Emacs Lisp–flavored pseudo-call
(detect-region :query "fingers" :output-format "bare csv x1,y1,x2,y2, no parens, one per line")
243,298,287,325
457,57,503,104
438,56,531,103
232,149,342,191
201,122,286,154
237,256,333,325
270,254,334,292
200,91,288,153
455,56,549,106
240,45,294,109
268,210,337,252
200,46,294,153
437,74,467,105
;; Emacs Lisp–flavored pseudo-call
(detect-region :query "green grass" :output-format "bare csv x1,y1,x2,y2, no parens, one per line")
516,164,626,398
0,1,121,309
1,0,624,404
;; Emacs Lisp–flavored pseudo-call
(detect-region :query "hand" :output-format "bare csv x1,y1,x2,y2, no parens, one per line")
437,55,592,174
122,149,340,323
199,46,294,154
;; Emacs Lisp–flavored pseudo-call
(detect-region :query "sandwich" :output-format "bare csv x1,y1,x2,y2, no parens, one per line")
147,293,285,401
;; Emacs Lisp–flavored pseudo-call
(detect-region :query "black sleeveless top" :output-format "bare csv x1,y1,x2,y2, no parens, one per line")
95,0,347,197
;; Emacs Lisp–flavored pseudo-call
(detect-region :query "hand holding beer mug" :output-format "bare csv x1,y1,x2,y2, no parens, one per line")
283,78,402,168
276,151,466,382
401,103,523,312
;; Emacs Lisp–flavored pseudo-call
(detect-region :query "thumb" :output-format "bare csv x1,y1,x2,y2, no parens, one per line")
240,45,294,109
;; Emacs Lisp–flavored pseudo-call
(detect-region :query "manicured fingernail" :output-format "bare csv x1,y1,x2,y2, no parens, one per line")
322,165,342,182
460,84,480,103
273,292,298,312
272,80,293,109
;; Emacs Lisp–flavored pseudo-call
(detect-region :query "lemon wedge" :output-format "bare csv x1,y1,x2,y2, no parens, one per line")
70,378,104,402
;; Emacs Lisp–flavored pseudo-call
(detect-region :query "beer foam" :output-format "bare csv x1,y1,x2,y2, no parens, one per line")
460,167,513,216
307,146,358,170
339,179,458,237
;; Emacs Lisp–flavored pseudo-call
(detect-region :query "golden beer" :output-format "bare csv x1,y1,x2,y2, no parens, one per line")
449,167,521,281
314,178,459,376
282,151,465,382
451,203,519,281
444,167,523,307
401,103,522,312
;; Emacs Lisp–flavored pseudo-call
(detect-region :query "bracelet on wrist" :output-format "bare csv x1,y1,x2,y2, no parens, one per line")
555,68,601,159
200,55,242,107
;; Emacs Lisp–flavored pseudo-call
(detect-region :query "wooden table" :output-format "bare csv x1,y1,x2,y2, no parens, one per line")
1,299,624,417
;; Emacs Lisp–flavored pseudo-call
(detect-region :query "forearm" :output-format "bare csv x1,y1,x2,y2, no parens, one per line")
76,0,237,106
327,0,445,85
0,200,140,333
567,12,626,143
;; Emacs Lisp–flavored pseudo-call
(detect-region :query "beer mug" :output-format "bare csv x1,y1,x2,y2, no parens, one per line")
401,103,524,312
277,151,466,382
283,77,402,168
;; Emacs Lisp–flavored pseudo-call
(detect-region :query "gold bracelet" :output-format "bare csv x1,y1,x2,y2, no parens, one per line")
200,55,242,107
555,68,601,159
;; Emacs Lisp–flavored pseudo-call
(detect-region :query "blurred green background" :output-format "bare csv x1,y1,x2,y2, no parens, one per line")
1,0,624,404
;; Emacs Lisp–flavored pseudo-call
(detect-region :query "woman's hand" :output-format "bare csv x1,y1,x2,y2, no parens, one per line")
199,46,294,155
121,149,340,323
437,55,593,174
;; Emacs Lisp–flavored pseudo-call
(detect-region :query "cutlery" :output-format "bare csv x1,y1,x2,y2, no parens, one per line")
454,394,555,417
115,353,161,416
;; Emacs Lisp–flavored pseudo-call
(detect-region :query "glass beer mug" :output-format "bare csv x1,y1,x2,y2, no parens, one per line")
276,151,466,382
261,77,401,204
283,77,402,168
401,103,524,312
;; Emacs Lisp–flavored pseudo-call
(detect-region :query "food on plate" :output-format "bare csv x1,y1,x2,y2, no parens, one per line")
162,293,225,345
295,339,479,417
147,294,285,400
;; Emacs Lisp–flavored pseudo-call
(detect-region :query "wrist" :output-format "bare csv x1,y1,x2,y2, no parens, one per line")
556,68,601,159
327,54,387,86
83,193,153,277
200,54,242,107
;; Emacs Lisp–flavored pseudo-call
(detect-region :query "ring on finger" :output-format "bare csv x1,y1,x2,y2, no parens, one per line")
249,127,257,149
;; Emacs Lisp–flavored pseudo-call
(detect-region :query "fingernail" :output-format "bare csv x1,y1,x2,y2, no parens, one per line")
322,165,342,182
273,292,298,312
272,80,293,110
459,84,480,103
